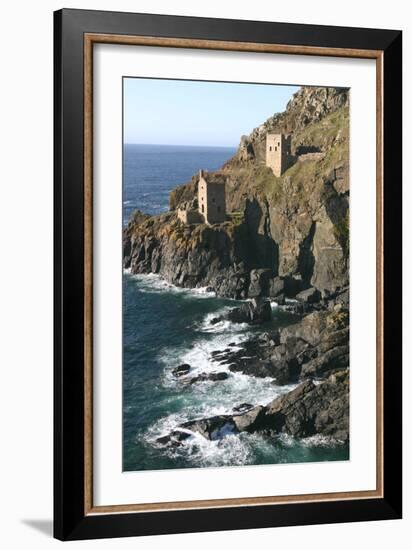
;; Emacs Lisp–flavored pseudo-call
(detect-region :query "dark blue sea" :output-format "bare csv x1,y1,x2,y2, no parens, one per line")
123,144,349,471
123,144,236,225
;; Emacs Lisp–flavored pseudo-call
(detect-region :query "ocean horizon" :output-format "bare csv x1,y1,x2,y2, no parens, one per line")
123,143,236,225
124,143,237,148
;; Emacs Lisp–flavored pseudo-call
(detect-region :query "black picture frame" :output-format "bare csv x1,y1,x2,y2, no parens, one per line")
54,8,402,541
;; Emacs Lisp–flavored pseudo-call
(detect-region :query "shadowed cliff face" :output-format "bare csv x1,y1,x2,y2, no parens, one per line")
126,86,350,298
123,213,255,299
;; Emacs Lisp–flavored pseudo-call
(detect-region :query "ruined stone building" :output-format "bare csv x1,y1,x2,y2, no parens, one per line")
197,170,226,224
266,133,293,176
176,208,203,225
177,170,226,225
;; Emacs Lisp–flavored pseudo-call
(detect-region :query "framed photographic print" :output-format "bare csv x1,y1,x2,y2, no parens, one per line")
54,8,402,541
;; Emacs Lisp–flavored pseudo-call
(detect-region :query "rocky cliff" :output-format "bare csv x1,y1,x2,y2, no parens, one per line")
124,86,351,447
124,86,349,299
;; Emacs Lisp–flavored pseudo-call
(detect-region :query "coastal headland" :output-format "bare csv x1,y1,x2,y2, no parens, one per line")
124,86,350,454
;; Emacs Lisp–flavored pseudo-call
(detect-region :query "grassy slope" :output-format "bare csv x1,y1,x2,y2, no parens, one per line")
225,106,349,208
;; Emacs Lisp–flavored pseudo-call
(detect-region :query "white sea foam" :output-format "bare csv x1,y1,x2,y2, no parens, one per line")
160,331,249,385
147,422,306,468
150,293,297,466
146,419,255,467
198,310,248,334
146,415,343,468
148,369,294,436
176,433,255,467
128,270,340,467
144,365,338,468
126,272,216,299
301,434,345,447
148,358,297,469
276,433,344,448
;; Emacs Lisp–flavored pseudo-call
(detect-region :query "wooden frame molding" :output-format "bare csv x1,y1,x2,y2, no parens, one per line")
55,9,402,540
83,32,384,516
84,32,382,58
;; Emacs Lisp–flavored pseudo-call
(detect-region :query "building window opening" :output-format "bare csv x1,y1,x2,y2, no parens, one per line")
201,205,204,213
217,206,221,213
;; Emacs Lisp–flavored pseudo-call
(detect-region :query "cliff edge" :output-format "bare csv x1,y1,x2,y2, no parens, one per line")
124,86,350,300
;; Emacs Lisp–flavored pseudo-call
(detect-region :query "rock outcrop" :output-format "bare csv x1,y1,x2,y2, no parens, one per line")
171,364,191,377
125,86,349,298
229,87,349,166
183,371,229,385
123,212,253,299
210,309,349,384
156,369,349,446
211,298,272,326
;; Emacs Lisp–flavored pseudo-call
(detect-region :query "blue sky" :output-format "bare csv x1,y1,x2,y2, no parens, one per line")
123,78,299,147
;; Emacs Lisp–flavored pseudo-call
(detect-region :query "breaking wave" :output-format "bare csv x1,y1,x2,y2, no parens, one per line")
126,272,217,299
124,270,349,470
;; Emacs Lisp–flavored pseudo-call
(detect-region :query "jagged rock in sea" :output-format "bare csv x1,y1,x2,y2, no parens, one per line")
156,369,349,446
263,371,349,441
211,309,349,384
211,297,272,326
296,286,321,303
232,403,254,413
172,364,191,377
123,212,253,299
182,371,229,385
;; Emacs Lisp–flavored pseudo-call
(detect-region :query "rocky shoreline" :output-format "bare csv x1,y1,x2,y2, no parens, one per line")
155,305,349,448
124,85,350,455
157,372,349,448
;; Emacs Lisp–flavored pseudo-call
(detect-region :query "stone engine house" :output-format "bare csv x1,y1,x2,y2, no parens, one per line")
177,170,226,226
266,133,293,176
197,170,226,224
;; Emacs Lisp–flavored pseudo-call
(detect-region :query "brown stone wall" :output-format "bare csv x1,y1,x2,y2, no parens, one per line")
198,175,226,224
266,134,282,176
198,175,208,219
177,208,203,224
266,134,292,176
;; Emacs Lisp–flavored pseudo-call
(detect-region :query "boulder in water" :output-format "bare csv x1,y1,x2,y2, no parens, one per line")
185,371,229,384
212,298,272,326
232,403,254,413
296,286,321,303
157,369,349,445
233,405,265,432
172,364,191,377
181,415,238,441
